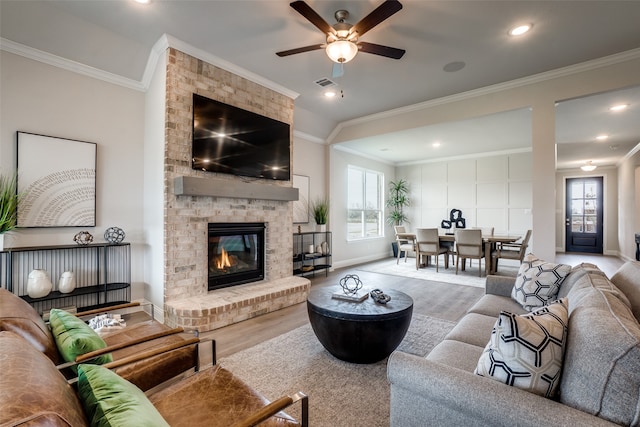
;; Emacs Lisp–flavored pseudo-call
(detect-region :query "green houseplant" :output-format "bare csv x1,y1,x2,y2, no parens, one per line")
386,179,410,226
386,179,411,258
0,173,21,250
310,197,329,231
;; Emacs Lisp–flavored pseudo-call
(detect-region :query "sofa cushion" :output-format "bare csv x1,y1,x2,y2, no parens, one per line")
560,272,640,426
556,263,605,299
467,294,528,318
426,339,485,372
512,254,571,311
610,261,640,321
0,331,88,427
49,308,112,368
0,288,60,363
475,298,568,398
444,313,499,348
78,363,170,427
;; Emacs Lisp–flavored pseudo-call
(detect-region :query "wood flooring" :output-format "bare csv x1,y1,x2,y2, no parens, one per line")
205,253,625,359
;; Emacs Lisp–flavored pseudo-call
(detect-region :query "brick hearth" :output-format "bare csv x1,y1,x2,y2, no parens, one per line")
165,277,309,331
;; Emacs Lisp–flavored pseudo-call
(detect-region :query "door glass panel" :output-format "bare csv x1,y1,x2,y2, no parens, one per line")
571,217,584,232
571,182,584,198
585,215,597,232
571,200,583,215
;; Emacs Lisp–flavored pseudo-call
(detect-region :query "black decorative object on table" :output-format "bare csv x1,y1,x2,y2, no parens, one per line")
370,288,391,304
73,231,93,245
339,274,363,294
104,227,125,244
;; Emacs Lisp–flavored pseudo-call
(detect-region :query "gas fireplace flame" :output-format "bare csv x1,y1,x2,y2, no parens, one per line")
216,247,232,269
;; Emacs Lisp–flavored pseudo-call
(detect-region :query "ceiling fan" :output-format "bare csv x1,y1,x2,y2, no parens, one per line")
276,0,406,74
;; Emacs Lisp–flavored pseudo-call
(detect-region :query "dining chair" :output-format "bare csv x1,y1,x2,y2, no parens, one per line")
415,228,449,272
394,225,414,264
490,229,532,273
455,229,485,277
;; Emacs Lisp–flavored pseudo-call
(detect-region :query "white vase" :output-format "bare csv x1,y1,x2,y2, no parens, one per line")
27,269,53,299
58,271,76,294
0,234,4,252
317,224,327,232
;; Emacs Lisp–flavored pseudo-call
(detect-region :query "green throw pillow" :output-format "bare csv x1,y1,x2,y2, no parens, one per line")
77,364,170,427
49,308,113,368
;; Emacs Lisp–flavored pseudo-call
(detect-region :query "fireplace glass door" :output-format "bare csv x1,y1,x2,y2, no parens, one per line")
208,223,265,290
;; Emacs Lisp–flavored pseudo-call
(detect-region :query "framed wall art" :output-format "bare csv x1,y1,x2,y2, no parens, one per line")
292,174,309,224
17,132,97,228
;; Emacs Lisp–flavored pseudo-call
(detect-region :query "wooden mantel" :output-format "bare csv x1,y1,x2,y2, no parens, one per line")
173,176,298,201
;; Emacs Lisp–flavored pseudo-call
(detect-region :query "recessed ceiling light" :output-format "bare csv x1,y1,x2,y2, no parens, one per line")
509,24,532,36
324,90,337,98
134,0,150,4
596,134,608,141
432,142,441,148
609,104,629,112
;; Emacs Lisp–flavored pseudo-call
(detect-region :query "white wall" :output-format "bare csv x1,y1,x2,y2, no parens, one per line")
329,146,396,268
142,51,167,312
617,150,640,260
292,134,327,233
0,51,147,298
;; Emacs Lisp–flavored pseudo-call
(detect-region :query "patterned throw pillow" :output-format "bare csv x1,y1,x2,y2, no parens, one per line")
475,298,568,398
512,254,571,311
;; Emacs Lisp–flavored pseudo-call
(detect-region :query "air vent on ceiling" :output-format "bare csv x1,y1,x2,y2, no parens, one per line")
314,78,337,88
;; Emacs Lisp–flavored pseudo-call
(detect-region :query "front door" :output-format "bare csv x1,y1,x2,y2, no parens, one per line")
566,177,603,253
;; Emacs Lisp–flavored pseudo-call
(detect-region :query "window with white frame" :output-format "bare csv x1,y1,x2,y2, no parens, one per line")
347,165,384,240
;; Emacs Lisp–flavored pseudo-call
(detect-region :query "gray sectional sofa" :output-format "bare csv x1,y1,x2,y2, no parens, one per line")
388,261,640,426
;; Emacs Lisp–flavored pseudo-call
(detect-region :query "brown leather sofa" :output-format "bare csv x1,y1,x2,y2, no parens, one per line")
0,287,197,391
0,330,306,427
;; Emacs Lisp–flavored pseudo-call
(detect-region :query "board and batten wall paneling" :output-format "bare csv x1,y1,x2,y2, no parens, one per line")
399,152,532,248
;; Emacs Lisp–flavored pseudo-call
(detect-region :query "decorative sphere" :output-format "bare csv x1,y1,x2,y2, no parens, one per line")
104,227,125,244
73,231,94,245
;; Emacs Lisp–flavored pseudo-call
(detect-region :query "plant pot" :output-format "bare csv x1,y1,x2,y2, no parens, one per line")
391,242,405,258
316,224,327,232
0,234,4,252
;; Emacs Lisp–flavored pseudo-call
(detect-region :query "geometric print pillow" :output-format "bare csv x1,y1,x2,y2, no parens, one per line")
474,298,568,398
512,254,571,311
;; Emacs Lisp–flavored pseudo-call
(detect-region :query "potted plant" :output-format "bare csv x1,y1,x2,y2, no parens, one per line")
0,173,21,251
310,197,329,232
386,179,410,257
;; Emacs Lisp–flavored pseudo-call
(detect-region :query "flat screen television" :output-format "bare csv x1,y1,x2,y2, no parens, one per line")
192,93,291,181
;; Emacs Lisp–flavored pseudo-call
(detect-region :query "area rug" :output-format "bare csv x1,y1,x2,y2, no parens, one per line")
357,257,520,288
218,313,456,427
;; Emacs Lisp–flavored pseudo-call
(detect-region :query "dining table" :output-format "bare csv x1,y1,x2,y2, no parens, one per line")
398,232,521,275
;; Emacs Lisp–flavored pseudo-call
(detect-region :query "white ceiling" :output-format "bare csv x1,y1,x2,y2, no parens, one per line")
1,0,639,169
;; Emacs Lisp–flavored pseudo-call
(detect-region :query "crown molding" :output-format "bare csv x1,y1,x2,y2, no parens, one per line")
330,47,640,141
1,34,299,101
332,144,396,166
293,130,326,145
618,142,640,166
153,34,299,100
0,37,146,91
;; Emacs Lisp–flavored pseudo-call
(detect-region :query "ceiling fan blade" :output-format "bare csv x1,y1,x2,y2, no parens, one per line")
276,44,324,57
358,41,405,59
352,0,403,37
290,1,336,35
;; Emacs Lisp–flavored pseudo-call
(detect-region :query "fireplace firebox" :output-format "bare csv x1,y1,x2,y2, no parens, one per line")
208,223,265,291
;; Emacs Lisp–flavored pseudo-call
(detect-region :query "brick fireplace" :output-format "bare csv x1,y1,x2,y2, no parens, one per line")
162,48,310,331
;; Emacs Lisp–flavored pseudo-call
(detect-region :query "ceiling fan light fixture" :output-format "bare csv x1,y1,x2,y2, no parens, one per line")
581,161,597,172
509,24,532,36
326,40,358,63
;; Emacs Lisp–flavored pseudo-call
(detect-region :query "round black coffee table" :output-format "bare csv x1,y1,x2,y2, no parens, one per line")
307,287,413,364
